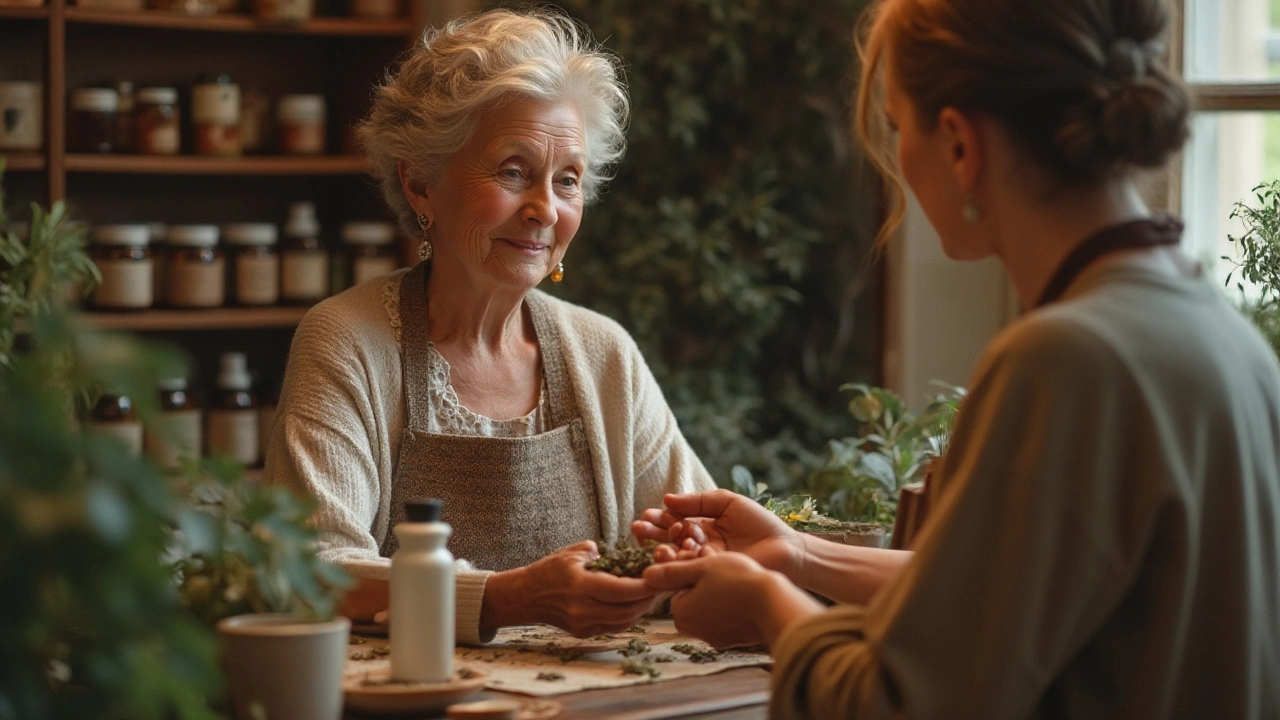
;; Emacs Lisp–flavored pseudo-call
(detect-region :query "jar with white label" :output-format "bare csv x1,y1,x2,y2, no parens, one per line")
134,86,180,155
277,94,325,155
342,221,398,288
207,352,259,467
144,377,202,470
69,87,119,154
89,393,143,458
224,223,280,306
280,201,328,304
89,224,153,310
165,224,225,308
192,74,240,157
0,82,42,151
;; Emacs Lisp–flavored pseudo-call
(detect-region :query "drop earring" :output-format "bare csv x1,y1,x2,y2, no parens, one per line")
551,261,564,283
416,213,433,262
961,193,980,225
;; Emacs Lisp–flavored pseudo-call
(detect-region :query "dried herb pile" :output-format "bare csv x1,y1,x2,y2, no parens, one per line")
585,540,658,578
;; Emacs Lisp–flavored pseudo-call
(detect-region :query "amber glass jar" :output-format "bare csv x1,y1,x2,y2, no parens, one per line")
135,86,180,155
89,224,153,311
89,393,143,457
341,221,397,288
206,352,259,467
143,377,202,470
165,224,225,308
223,222,280,306
192,74,241,157
277,94,325,155
280,201,328,304
69,87,119,154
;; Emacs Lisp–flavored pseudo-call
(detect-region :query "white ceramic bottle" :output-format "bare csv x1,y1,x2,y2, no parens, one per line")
390,497,454,683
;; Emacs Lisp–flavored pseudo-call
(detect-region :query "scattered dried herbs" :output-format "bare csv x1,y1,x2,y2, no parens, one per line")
671,643,721,663
535,671,565,682
618,638,650,657
585,540,658,578
620,657,661,678
457,667,479,679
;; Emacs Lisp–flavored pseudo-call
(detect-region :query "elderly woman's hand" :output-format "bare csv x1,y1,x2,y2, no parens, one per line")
483,540,659,638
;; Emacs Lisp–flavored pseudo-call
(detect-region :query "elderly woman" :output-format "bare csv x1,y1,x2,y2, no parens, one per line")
263,8,714,645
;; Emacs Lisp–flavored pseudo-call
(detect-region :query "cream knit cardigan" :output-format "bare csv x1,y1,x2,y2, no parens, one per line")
263,270,715,643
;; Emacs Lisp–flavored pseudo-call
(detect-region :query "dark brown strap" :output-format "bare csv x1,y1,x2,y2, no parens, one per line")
1036,215,1184,308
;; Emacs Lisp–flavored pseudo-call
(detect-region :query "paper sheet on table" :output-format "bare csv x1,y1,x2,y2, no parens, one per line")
344,618,773,697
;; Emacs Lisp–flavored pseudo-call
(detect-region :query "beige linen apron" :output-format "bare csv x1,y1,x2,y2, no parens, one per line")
380,263,602,570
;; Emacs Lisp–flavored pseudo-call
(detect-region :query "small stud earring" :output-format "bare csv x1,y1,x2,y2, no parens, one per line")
961,193,980,225
550,261,564,283
416,213,433,262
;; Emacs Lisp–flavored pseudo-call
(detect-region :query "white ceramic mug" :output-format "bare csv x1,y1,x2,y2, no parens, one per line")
0,82,42,151
217,613,351,720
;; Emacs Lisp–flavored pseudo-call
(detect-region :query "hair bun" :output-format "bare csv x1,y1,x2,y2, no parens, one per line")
1106,38,1147,83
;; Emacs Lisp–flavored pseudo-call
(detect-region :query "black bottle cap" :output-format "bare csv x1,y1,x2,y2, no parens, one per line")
404,498,442,523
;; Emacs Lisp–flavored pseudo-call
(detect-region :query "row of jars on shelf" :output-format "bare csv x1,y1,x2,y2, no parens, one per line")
69,78,331,156
88,201,402,311
89,352,275,470
73,0,402,23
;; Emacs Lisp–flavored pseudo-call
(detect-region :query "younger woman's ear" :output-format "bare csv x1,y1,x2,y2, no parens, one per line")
937,106,983,192
397,159,432,217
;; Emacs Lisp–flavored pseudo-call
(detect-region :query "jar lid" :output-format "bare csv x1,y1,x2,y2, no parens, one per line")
0,82,40,97
195,73,234,86
92,224,150,246
157,376,188,391
71,87,119,112
166,224,219,247
341,221,395,245
285,201,319,238
137,86,179,105
278,94,326,123
223,223,279,245
217,352,251,391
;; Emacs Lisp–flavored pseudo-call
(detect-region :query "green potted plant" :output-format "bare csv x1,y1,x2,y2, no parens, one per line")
1226,180,1280,358
732,382,964,548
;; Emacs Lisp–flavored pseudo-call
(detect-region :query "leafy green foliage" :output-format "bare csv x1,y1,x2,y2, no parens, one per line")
173,457,353,627
1226,180,1280,357
796,383,964,527
520,0,879,486
0,314,220,720
0,173,349,719
0,160,99,371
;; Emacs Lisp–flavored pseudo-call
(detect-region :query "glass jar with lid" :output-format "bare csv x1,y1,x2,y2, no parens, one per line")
69,87,119,154
223,222,280,306
89,224,153,311
165,224,225,308
280,201,328,304
89,393,143,458
134,86,181,155
207,352,259,468
341,221,398,288
192,74,241,157
277,94,325,155
143,376,202,470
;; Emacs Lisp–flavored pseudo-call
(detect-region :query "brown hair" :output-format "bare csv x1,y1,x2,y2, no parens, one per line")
855,0,1190,243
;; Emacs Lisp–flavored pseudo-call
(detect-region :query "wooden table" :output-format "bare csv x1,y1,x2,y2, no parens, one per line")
346,666,771,720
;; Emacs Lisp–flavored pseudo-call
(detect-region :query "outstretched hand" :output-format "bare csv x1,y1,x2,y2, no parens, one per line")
631,489,804,579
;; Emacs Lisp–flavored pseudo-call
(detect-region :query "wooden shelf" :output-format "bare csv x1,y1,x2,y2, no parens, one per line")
0,4,48,19
1,152,46,172
64,8,411,35
64,154,370,175
78,305,309,331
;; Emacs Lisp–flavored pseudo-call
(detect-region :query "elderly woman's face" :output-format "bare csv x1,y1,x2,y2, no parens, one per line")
423,97,586,293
